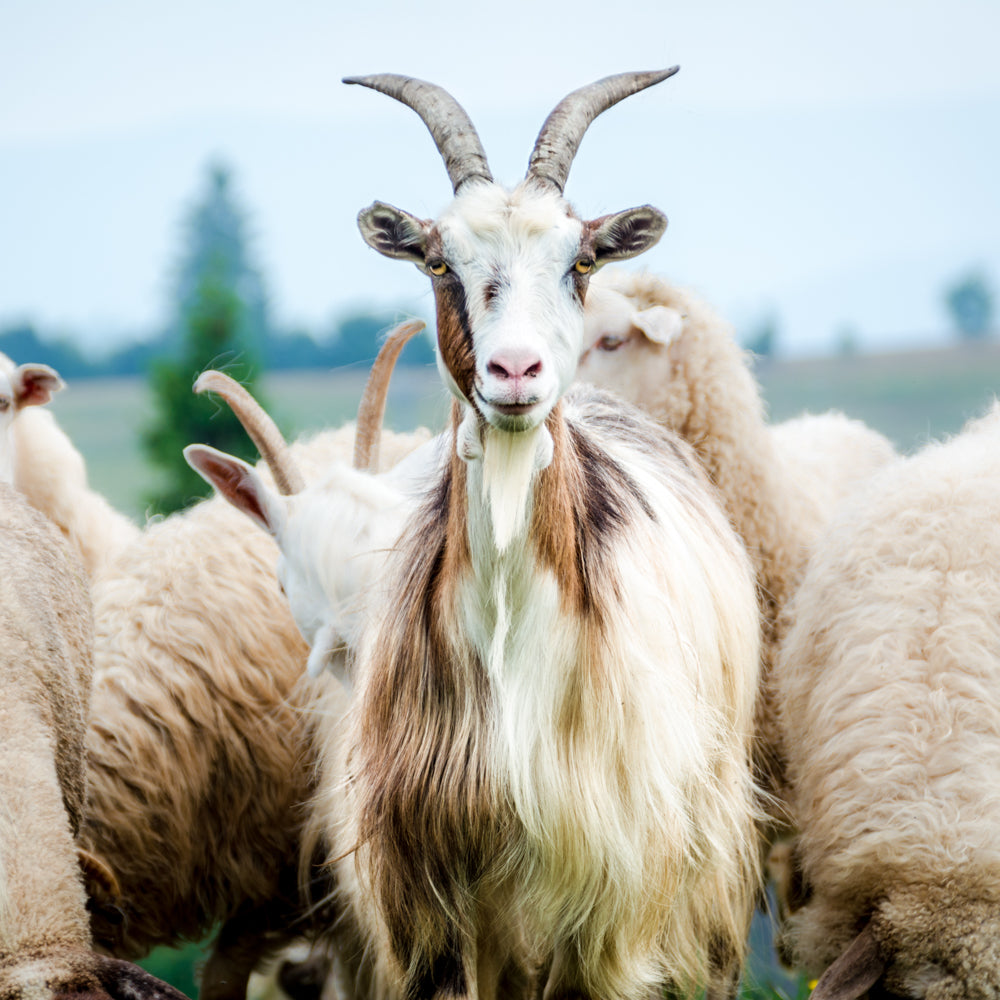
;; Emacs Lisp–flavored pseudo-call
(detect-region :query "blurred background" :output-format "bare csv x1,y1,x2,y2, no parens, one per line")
2,1,999,994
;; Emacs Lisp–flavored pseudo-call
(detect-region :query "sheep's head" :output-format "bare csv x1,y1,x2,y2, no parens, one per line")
0,355,64,483
0,951,190,1000
576,271,684,397
348,71,674,438
804,885,1000,999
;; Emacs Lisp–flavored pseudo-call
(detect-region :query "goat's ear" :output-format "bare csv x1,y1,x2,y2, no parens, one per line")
358,201,430,265
632,305,684,345
12,363,64,409
183,444,287,538
588,206,667,264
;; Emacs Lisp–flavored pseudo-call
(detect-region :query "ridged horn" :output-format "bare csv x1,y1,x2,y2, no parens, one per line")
526,67,679,194
193,371,305,496
353,319,426,474
344,74,493,193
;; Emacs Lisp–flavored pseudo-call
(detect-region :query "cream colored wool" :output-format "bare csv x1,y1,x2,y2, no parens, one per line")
0,485,186,1000
776,403,1000,997
577,268,896,812
79,426,426,997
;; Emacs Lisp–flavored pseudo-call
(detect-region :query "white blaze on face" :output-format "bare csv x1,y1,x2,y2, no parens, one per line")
438,182,588,432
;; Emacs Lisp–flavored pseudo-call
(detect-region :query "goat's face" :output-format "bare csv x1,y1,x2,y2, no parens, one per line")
360,182,665,433
350,70,675,435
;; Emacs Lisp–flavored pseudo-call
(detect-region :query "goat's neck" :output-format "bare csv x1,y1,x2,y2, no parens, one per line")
443,401,583,628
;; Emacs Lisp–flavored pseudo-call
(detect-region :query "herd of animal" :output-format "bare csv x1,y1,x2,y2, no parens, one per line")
2,67,998,1000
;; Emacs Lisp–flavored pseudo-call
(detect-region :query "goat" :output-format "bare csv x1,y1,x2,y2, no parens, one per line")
319,70,761,1000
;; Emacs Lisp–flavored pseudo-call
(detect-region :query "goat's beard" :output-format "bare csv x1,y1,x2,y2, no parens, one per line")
480,423,553,552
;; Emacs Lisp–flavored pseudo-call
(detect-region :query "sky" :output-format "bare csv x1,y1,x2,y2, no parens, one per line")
2,0,999,357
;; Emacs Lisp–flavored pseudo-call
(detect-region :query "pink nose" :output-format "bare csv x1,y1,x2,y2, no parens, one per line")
486,349,543,382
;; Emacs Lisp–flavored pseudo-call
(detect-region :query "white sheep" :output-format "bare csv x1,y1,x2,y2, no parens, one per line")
575,268,896,810
314,69,763,1000
0,353,63,483
0,352,140,578
774,402,1000,998
0,482,187,1000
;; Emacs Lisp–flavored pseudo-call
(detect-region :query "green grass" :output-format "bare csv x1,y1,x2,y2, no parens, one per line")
64,341,1000,997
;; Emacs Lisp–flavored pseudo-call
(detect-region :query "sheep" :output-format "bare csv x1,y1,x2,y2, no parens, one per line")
0,482,187,1000
773,402,1000,999
78,369,431,1000
0,353,63,484
307,69,761,1000
0,352,140,577
575,268,896,811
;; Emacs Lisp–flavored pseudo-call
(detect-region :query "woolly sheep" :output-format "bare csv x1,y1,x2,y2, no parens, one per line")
775,402,1000,999
0,353,63,483
0,352,139,577
575,268,896,809
0,482,186,1000
302,69,763,1000
78,415,430,1000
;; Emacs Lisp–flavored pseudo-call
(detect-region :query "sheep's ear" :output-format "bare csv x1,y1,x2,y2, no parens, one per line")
357,201,430,265
632,305,684,346
183,444,287,538
93,955,192,1000
588,206,667,264
12,363,64,409
809,922,885,1000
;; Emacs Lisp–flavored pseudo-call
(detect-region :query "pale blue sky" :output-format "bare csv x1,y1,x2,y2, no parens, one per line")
2,0,999,355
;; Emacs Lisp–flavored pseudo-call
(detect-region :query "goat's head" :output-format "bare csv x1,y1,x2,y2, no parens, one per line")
348,70,675,438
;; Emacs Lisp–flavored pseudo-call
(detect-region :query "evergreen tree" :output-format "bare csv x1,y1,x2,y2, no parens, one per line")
142,162,271,515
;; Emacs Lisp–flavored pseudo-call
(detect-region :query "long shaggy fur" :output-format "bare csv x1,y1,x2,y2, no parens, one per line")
576,268,896,811
306,387,762,1000
775,402,1000,997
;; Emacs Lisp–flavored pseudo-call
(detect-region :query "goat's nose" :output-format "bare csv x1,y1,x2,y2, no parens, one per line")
486,349,543,381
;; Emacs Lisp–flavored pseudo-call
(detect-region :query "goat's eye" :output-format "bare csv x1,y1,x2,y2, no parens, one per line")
428,260,448,276
596,334,627,352
574,258,594,275
0,398,10,412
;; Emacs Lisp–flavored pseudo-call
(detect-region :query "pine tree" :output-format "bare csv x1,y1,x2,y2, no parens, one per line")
142,162,272,515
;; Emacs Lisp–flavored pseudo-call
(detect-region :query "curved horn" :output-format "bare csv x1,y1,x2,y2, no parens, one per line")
526,67,679,194
193,371,305,496
353,319,426,473
343,74,493,193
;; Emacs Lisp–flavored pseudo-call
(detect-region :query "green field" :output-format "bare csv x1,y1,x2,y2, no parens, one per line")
52,340,1000,523
52,342,1000,997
